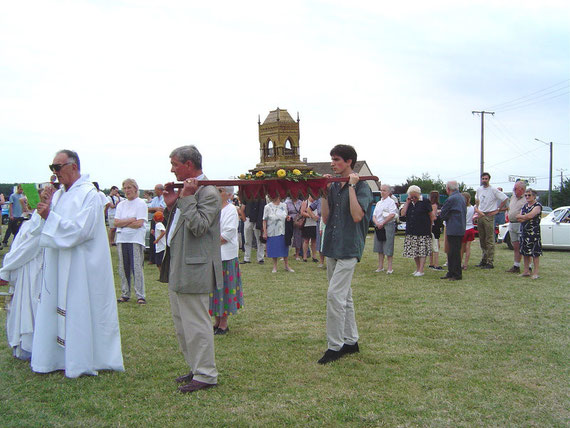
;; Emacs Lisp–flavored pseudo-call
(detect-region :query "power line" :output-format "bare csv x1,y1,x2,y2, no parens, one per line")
494,91,569,113
454,145,545,180
493,86,568,111
486,79,569,110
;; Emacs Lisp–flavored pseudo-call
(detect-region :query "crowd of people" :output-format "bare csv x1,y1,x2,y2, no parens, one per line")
0,145,547,392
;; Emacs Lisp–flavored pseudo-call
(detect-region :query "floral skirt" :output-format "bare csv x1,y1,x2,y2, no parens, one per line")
520,232,542,257
209,257,244,317
403,234,432,258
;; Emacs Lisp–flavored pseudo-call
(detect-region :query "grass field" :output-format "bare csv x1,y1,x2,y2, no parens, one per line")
0,233,568,427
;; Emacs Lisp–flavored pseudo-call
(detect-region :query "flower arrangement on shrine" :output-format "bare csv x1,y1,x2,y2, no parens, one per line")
239,169,322,182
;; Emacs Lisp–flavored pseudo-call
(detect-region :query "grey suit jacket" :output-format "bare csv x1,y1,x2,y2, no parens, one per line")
163,183,223,294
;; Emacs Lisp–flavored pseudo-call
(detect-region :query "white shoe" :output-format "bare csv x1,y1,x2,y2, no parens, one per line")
412,271,417,275
375,268,385,273
271,268,277,273
386,270,393,274
286,267,295,272
413,272,424,277
317,264,324,268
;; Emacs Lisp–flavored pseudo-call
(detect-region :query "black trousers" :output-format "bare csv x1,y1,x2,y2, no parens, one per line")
447,235,463,279
3,217,24,244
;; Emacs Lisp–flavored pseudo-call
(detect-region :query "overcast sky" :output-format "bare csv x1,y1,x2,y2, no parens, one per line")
1,0,568,192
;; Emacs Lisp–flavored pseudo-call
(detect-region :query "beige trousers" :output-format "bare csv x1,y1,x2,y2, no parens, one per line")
478,214,496,263
326,257,359,351
169,291,217,384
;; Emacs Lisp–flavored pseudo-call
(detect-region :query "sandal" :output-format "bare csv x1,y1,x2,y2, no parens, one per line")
117,297,129,303
137,298,147,305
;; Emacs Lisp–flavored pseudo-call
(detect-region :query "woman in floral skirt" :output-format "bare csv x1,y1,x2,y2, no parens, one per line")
210,186,244,335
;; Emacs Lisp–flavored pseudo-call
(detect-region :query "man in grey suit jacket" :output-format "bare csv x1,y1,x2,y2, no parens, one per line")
440,180,467,281
161,145,222,393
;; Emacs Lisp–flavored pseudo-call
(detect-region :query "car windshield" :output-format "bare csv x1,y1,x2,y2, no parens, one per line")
553,208,570,223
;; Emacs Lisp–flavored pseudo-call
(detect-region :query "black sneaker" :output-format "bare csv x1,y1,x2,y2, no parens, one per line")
258,260,264,264
481,263,494,269
476,261,487,267
240,260,251,264
317,349,342,364
340,342,360,355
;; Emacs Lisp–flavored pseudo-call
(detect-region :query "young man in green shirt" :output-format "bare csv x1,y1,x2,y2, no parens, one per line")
318,145,373,364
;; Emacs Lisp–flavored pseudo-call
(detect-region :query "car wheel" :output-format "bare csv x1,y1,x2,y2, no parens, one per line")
504,231,513,250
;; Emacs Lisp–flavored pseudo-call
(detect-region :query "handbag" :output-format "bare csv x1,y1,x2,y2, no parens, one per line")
375,226,386,241
294,216,306,229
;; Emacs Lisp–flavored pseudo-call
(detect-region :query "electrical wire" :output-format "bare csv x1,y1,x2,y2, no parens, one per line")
485,79,569,110
494,91,569,113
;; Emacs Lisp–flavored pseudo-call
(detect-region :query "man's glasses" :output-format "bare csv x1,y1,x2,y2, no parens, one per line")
524,194,532,197
49,162,74,172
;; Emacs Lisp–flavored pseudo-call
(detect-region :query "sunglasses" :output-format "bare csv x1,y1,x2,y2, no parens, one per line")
49,162,74,172
524,194,533,197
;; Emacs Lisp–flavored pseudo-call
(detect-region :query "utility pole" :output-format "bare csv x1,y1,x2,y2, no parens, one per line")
472,111,495,177
535,138,553,208
557,168,568,189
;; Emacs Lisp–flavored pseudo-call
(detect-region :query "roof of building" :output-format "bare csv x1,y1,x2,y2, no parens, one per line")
262,108,296,125
305,160,367,175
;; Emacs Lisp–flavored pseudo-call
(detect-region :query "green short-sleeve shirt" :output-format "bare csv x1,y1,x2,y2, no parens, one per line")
322,181,373,261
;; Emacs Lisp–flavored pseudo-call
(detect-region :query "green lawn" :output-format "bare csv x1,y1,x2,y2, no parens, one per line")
0,234,568,427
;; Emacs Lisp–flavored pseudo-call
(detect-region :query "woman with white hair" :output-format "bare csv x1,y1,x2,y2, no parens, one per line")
400,185,435,276
263,195,294,273
115,178,148,304
372,184,399,274
210,186,243,334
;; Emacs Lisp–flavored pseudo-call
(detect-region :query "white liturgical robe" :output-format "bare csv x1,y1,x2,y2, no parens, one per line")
0,212,44,360
31,175,124,378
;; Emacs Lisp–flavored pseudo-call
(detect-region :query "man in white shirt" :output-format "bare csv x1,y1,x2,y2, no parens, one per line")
475,172,508,269
505,181,527,273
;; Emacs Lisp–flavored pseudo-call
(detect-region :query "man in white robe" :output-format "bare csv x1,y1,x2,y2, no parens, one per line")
32,149,124,378
0,211,44,360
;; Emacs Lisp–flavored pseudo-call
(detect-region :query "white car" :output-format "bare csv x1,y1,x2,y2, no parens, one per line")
498,206,570,250
541,206,570,249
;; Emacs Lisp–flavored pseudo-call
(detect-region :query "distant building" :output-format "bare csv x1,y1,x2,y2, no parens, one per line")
305,160,380,192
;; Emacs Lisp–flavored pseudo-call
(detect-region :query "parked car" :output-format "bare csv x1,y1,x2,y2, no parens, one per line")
498,206,570,250
396,220,406,232
540,206,570,249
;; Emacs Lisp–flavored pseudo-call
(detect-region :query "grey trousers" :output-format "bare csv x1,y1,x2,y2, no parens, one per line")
244,218,265,262
169,291,218,384
117,243,145,300
325,257,359,351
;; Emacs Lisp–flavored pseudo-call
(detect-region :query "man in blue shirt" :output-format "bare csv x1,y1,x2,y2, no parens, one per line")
440,181,467,280
2,184,25,246
318,145,373,364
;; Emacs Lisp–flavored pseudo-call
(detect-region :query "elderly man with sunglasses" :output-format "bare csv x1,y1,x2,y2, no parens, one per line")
31,149,124,378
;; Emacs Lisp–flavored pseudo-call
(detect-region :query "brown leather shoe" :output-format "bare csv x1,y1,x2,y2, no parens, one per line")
175,372,193,383
178,380,217,393
506,266,520,273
